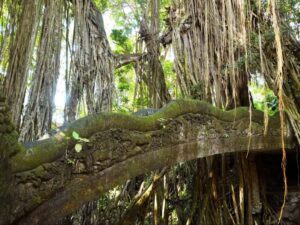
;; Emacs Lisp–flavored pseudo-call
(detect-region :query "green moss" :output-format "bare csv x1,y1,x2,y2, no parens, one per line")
33,165,47,178
32,195,43,205
0,132,22,157
10,99,278,173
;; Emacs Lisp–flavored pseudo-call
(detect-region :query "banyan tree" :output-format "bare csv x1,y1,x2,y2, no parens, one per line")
0,0,299,224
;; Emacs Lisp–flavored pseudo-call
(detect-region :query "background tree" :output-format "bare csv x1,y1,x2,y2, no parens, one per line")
20,0,64,141
3,0,41,128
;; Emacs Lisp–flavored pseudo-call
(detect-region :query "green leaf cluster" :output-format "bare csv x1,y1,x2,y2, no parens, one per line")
72,131,89,153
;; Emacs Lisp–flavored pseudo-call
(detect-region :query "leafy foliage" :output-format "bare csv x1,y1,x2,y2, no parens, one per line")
110,29,134,53
250,81,279,115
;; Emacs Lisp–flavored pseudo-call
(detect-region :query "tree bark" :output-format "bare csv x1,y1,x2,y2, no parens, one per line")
65,0,114,122
0,99,294,225
139,0,171,109
20,0,64,142
3,0,41,128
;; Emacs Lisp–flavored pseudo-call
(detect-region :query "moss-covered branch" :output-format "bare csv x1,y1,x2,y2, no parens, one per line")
11,99,276,173
3,99,295,225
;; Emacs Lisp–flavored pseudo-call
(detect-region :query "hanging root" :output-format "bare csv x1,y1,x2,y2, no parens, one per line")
269,0,288,222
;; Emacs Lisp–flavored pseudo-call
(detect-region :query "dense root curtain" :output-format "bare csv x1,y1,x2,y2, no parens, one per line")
167,0,250,108
138,0,171,109
20,0,64,142
65,0,114,122
3,0,41,128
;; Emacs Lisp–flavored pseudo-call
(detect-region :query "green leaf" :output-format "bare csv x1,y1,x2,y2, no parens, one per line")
72,131,80,140
75,144,82,153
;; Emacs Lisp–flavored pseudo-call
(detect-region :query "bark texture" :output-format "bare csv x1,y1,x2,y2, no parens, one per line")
65,0,114,122
1,100,294,225
139,0,171,108
3,0,41,128
0,88,21,225
20,0,64,142
167,0,250,107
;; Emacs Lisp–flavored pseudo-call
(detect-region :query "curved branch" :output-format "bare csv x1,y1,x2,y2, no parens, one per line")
11,99,273,173
7,99,295,225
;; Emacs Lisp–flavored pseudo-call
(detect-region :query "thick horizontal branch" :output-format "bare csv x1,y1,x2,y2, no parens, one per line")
7,99,295,224
11,99,271,173
16,136,293,225
114,53,146,69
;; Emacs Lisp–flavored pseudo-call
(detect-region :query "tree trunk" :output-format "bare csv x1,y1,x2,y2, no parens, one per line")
65,0,114,122
20,0,64,142
139,0,171,109
3,0,41,128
